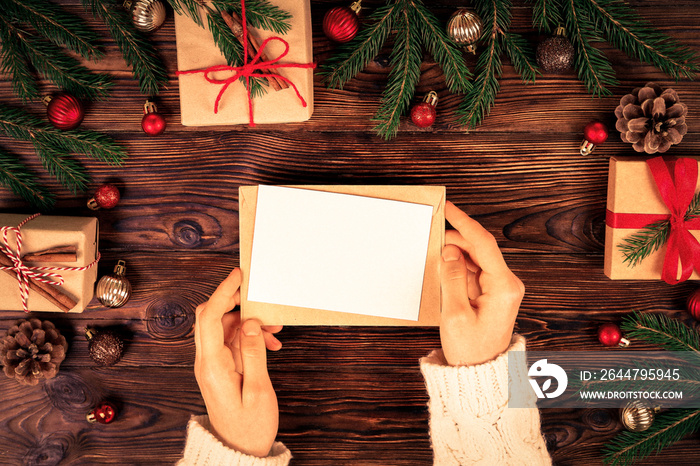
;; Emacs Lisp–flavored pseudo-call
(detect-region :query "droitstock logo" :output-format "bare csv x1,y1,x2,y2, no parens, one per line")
528,359,568,399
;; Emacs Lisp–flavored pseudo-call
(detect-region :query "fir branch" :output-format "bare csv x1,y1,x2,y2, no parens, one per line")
33,147,89,194
5,0,102,60
319,4,396,90
372,4,422,140
602,409,700,466
503,32,539,83
0,16,112,101
413,2,472,94
0,22,40,102
531,0,563,32
621,312,700,354
0,148,54,210
564,0,617,96
167,0,205,27
585,0,698,81
219,0,292,35
82,0,168,96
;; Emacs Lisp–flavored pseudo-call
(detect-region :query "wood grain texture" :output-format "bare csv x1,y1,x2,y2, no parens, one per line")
1,0,699,464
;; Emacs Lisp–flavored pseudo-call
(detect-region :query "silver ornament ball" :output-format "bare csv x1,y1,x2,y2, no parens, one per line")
126,0,167,33
96,260,132,308
620,400,656,432
446,8,482,54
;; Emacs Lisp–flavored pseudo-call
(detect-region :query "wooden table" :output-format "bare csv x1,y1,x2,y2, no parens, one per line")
1,1,699,464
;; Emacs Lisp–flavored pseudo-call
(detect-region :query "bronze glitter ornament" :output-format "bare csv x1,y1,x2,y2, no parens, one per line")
96,260,132,308
620,400,657,432
537,27,574,73
86,328,124,367
446,9,482,54
0,319,68,385
124,0,167,33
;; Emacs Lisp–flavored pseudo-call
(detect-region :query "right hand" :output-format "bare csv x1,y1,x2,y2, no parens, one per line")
438,201,524,366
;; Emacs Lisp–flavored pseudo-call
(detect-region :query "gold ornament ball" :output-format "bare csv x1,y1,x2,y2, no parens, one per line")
96,260,132,308
620,400,656,432
125,0,167,33
446,8,482,54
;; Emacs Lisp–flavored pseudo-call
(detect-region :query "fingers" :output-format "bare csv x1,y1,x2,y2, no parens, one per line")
445,202,508,273
195,268,243,360
440,244,473,320
239,319,272,398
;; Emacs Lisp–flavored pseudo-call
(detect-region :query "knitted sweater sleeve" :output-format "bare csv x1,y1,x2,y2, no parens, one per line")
419,334,551,465
177,415,291,466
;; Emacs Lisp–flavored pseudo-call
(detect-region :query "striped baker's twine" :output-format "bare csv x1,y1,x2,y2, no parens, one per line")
0,213,100,312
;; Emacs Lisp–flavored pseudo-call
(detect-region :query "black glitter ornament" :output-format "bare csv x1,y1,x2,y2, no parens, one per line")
86,329,124,366
537,27,574,73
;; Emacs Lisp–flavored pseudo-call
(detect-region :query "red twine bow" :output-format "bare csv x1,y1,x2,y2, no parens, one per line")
176,0,316,127
605,157,700,284
0,214,100,312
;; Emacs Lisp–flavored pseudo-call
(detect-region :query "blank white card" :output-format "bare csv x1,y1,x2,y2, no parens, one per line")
247,186,434,321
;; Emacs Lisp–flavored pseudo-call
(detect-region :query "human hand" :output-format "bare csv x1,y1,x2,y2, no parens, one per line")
439,202,523,366
194,268,283,457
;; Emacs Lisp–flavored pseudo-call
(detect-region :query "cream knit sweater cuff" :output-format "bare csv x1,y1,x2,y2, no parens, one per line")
178,415,291,466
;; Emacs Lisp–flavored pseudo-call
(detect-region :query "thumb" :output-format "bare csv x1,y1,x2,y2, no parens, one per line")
240,319,271,396
440,245,472,318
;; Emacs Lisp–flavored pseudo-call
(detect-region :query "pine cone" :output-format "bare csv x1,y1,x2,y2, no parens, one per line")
615,82,688,154
0,319,68,386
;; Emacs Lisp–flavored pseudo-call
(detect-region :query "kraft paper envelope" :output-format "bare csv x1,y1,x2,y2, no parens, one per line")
239,185,445,325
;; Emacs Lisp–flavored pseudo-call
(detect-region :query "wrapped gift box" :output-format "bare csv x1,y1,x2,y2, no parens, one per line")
0,215,99,312
174,1,314,126
604,156,700,281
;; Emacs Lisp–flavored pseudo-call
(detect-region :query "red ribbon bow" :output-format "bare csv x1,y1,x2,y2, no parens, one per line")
176,0,316,127
0,214,100,312
606,157,700,284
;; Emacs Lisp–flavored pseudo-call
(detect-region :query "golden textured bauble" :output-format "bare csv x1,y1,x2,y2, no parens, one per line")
96,260,132,308
125,0,167,33
446,8,482,54
620,400,656,432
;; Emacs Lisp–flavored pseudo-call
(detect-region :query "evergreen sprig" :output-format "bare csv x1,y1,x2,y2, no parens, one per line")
82,0,168,96
619,192,700,267
0,148,54,210
621,311,700,353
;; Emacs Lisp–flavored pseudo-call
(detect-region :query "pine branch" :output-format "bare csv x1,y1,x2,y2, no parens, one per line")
218,0,292,35
34,147,89,194
619,191,700,267
167,0,205,27
413,2,471,94
532,0,563,32
319,4,396,90
372,3,422,140
585,0,698,81
82,0,168,96
0,148,54,210
0,22,40,102
0,16,112,101
564,0,618,96
5,0,102,60
621,311,700,354
503,32,539,83
602,409,700,466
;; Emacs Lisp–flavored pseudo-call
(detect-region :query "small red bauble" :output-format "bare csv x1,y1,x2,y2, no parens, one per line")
686,288,700,320
580,120,608,155
410,91,438,128
142,100,166,136
87,402,117,424
598,323,630,347
44,93,84,130
88,184,120,210
323,2,361,43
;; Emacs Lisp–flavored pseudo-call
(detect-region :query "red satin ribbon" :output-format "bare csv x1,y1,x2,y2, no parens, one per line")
176,0,316,127
606,157,700,284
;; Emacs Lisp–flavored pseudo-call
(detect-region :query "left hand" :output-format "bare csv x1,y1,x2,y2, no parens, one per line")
194,268,283,457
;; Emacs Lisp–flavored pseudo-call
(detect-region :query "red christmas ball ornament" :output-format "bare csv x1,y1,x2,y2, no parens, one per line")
410,91,439,128
686,288,700,320
580,120,609,155
88,184,120,210
141,100,166,136
323,1,361,43
43,93,84,130
598,323,630,347
86,402,117,424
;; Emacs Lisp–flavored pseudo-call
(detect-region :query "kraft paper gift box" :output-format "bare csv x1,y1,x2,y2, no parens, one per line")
174,1,314,126
0,215,99,313
239,185,446,326
604,156,700,281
